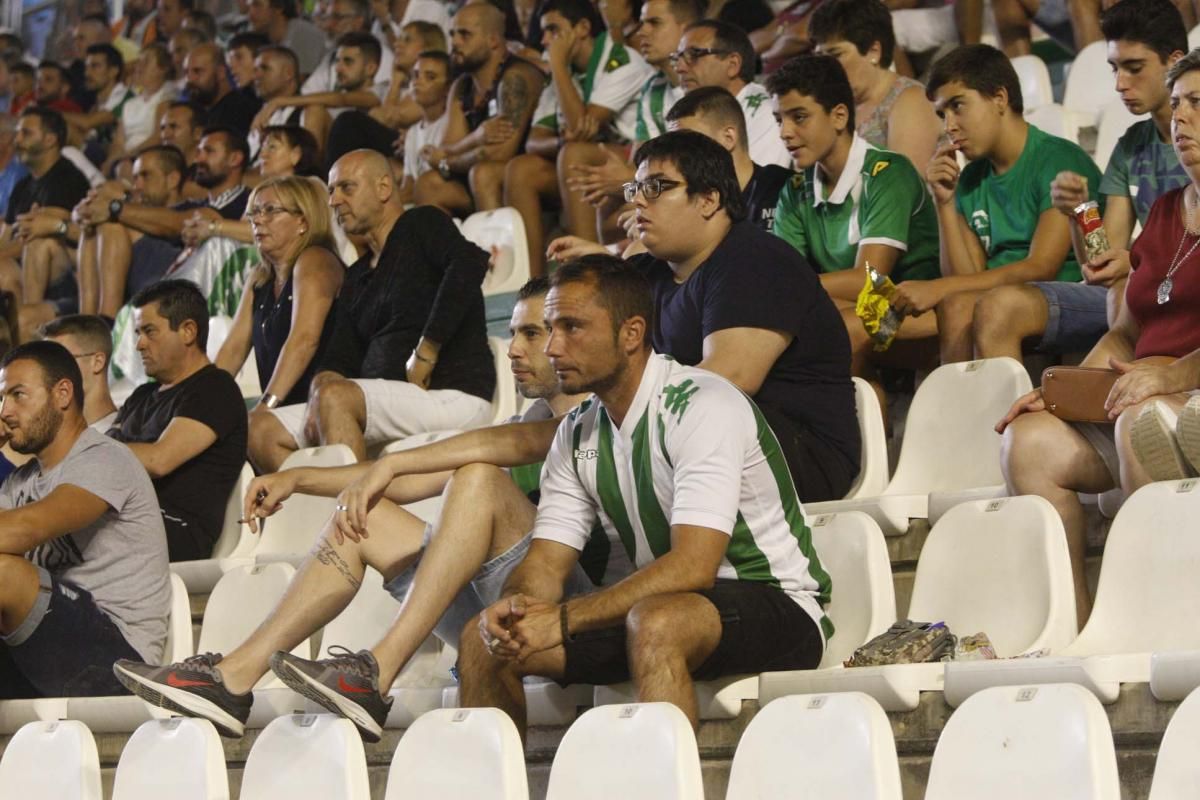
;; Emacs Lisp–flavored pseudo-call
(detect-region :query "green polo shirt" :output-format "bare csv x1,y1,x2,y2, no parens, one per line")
773,135,940,282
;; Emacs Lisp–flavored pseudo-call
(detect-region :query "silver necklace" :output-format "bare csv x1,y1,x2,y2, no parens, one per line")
1159,186,1200,305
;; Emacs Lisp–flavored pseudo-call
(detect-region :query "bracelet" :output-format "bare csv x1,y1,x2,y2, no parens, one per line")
261,393,281,409
208,220,218,236
414,351,436,365
559,603,571,643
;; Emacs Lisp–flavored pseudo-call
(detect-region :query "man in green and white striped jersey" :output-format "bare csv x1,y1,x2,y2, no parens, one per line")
460,255,832,733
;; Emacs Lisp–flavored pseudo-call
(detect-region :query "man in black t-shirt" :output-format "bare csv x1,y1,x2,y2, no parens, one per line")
0,106,92,343
664,86,790,232
108,279,248,562
550,130,860,502
182,43,261,139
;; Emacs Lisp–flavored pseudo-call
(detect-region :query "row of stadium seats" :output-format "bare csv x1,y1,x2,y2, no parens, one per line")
6,681,1200,799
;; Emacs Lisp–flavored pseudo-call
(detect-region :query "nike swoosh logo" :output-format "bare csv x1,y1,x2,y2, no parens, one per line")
166,672,212,688
337,675,372,694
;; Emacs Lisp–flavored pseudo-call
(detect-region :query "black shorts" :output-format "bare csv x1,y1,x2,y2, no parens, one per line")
756,403,859,503
559,579,825,687
162,508,215,562
0,567,141,698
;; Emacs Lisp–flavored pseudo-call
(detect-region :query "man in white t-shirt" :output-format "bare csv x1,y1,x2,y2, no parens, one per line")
246,45,329,160
457,255,832,736
503,0,654,275
671,19,791,169
302,0,395,96
400,52,451,200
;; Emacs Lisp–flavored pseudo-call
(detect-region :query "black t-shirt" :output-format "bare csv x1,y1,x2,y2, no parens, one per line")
108,364,248,558
744,163,792,233
719,0,775,32
319,206,496,401
6,156,92,224
206,87,261,139
630,221,860,466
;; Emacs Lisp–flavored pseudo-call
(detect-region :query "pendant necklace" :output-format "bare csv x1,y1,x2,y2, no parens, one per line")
1159,185,1200,305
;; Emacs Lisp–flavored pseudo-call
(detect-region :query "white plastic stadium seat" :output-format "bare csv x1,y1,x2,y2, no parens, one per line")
68,573,195,733
490,336,518,424
254,444,357,563
385,708,529,800
206,315,261,399
1149,685,1200,799
461,208,532,296
762,496,1076,712
1063,41,1121,129
311,566,452,728
843,378,889,500
726,693,902,800
240,714,369,800
1024,103,1077,144
112,718,229,800
1093,98,1146,173
1190,23,1200,50
947,479,1200,706
1011,55,1053,111
925,684,1120,800
172,463,257,593
1151,649,1200,702
379,429,462,531
807,358,1032,535
0,720,101,799
545,703,703,800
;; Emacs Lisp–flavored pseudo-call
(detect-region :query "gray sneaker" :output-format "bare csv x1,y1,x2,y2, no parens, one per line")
269,646,392,742
1130,401,1195,481
1176,395,1200,474
113,653,253,738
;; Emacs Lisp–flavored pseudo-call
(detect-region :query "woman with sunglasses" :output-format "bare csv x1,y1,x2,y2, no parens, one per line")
214,175,344,411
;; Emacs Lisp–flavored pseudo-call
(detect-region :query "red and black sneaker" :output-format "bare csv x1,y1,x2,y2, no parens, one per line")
269,646,392,742
113,653,253,738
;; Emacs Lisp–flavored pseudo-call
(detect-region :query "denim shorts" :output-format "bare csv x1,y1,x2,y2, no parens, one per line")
1032,281,1110,354
384,529,598,648
0,566,141,698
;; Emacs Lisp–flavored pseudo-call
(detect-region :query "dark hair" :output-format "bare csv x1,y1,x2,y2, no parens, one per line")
666,0,708,23
37,60,69,83
136,144,188,182
809,0,896,68
1101,0,1187,62
927,43,1024,113
517,275,551,300
228,31,271,53
201,125,251,171
666,86,749,152
540,0,605,34
85,42,124,73
257,44,300,82
168,99,207,129
266,0,298,19
685,19,756,84
550,254,654,345
19,106,68,150
404,20,448,52
261,124,322,176
415,50,452,73
11,62,34,79
37,314,114,364
0,340,84,411
186,9,219,39
633,130,746,221
172,27,210,49
336,31,382,67
765,54,857,132
142,42,175,78
81,12,111,28
335,0,371,18
131,279,209,350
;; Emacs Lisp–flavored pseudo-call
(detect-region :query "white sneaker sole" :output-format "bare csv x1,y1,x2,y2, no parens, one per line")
113,663,246,738
272,658,385,741
1131,402,1194,481
1177,395,1200,474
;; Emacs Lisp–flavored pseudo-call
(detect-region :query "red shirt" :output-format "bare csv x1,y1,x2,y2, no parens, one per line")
1128,186,1200,359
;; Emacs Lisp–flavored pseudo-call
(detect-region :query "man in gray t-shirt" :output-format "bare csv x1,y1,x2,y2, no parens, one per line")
0,341,170,699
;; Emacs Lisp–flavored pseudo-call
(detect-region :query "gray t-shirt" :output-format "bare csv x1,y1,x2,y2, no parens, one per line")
0,428,171,662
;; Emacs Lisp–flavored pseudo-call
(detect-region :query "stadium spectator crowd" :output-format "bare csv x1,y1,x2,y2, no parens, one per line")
0,0,1196,754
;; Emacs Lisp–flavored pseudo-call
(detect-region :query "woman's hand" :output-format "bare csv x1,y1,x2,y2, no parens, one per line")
1104,357,1190,418
995,388,1046,433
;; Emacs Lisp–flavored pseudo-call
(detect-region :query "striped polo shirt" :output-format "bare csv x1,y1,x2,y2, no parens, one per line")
533,353,833,641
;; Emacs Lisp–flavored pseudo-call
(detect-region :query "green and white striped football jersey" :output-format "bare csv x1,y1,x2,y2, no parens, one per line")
533,354,833,641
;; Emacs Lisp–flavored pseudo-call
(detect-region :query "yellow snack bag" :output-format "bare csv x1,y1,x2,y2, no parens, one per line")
855,264,903,351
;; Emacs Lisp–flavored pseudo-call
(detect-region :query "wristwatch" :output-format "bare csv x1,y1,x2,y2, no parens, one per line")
54,220,68,236
437,157,452,180
108,197,124,222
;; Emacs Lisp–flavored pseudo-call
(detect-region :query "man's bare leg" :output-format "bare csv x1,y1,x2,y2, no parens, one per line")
557,142,609,241
972,284,1049,360
20,237,71,304
372,463,537,690
413,171,474,217
0,555,42,635
504,154,560,277
216,499,427,694
77,231,100,314
248,407,300,473
936,289,985,364
314,378,369,460
626,593,722,729
95,222,136,319
457,619,566,739
469,161,507,211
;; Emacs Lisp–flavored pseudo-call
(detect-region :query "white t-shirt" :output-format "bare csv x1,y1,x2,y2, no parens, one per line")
532,31,656,144
402,113,450,181
739,81,791,169
121,84,172,152
533,353,833,639
247,104,303,160
300,32,396,96
373,0,452,39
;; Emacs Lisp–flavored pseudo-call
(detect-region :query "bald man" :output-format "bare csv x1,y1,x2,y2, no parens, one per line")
411,3,544,216
248,150,496,472
182,43,260,138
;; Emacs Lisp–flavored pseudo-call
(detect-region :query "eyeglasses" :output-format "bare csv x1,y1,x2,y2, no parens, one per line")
623,177,684,203
669,47,731,66
248,204,300,221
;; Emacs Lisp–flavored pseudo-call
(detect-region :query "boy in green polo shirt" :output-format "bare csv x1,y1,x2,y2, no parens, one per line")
768,55,941,402
891,44,1103,364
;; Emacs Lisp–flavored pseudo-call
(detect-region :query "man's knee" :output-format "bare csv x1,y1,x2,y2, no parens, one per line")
313,378,366,427
413,170,448,204
448,462,510,494
469,161,504,192
974,285,1046,340
625,594,710,663
248,408,296,461
556,141,597,174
